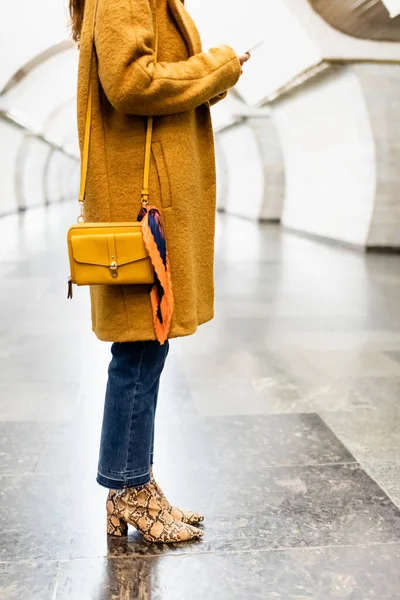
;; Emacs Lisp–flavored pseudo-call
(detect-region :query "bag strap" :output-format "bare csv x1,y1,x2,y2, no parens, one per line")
141,19,158,205
78,0,158,219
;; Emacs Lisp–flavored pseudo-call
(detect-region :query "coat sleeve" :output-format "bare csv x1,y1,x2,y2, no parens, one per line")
208,91,229,107
94,0,242,116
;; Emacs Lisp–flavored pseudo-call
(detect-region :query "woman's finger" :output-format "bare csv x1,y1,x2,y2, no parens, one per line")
237,53,251,66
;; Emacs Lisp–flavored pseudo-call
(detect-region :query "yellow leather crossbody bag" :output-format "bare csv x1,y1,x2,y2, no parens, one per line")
67,1,173,344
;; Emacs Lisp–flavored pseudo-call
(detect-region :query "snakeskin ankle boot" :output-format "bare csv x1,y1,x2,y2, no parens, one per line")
150,468,204,525
106,483,203,543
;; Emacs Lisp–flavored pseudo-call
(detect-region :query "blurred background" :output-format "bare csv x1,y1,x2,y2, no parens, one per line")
2,0,400,246
3,1,400,598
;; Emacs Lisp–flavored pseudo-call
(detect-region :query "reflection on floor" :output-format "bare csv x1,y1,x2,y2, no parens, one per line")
1,202,400,598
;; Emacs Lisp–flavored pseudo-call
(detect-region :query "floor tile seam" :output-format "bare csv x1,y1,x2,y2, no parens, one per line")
51,561,60,600
118,542,400,561
68,540,400,562
317,413,361,460
254,460,360,469
353,457,400,510
0,558,61,566
208,540,400,556
4,541,400,566
0,460,360,480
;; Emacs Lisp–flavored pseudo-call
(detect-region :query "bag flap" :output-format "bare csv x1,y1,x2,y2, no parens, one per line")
71,232,150,266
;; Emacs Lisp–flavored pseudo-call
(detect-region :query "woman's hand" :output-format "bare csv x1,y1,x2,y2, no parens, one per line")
237,52,251,74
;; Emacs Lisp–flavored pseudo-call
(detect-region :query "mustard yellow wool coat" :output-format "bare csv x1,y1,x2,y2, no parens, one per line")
77,0,241,342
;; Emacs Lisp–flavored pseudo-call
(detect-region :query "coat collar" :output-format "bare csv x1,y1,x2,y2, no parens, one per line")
166,0,202,56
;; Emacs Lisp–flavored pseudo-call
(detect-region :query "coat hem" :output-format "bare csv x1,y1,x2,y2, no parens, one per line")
91,313,214,343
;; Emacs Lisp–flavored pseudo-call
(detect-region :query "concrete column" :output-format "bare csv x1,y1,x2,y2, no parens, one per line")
248,117,285,221
356,63,400,247
271,63,400,249
215,115,285,222
216,122,265,221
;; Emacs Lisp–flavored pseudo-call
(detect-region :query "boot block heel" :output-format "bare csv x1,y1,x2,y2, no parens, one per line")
107,512,128,537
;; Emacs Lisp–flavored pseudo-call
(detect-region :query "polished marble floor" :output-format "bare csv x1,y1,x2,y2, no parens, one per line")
1,202,400,598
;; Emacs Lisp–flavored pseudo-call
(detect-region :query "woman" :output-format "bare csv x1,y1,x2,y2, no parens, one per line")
69,0,250,544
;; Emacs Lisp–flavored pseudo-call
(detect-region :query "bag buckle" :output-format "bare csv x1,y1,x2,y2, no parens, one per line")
77,201,84,223
109,261,118,277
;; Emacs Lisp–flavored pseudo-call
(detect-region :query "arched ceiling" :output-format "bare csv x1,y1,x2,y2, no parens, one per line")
308,0,400,41
2,49,78,146
0,0,71,93
0,0,78,152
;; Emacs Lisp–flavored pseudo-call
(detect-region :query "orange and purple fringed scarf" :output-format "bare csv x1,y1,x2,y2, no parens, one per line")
138,205,174,345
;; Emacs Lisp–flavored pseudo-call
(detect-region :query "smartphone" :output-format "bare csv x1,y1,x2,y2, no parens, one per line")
246,40,265,54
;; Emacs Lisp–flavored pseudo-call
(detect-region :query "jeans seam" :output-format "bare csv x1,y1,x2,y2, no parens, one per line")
97,473,151,490
97,468,150,481
97,466,150,478
123,341,146,476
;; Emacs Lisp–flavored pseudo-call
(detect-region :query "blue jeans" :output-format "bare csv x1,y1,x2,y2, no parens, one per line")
96,340,169,489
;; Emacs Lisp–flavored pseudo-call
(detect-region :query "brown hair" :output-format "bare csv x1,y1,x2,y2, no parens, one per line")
69,0,85,43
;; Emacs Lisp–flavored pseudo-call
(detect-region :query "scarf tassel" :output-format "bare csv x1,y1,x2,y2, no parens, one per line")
138,205,173,344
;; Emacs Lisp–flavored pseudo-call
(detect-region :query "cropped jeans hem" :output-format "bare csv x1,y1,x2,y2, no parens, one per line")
97,340,169,491
96,466,151,490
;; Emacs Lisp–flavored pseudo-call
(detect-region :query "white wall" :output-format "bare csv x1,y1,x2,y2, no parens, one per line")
188,0,400,107
188,0,321,105
273,66,376,246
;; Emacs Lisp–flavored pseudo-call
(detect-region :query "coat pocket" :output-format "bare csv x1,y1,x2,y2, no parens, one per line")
151,141,172,209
